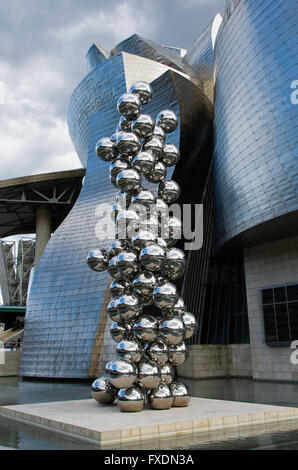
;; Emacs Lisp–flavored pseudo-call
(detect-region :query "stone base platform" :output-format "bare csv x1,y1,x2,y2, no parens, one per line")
0,398,298,447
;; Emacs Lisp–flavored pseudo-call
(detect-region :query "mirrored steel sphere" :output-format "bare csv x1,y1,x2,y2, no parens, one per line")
129,81,152,105
107,255,122,280
116,132,141,157
110,278,130,298
117,93,141,120
140,215,159,237
131,114,154,139
107,297,121,322
138,359,161,389
165,296,185,316
133,315,158,343
159,315,185,345
106,359,137,389
163,247,186,280
107,240,130,259
117,293,140,321
162,143,180,167
147,383,173,410
116,339,143,363
153,198,169,219
131,230,156,252
153,282,178,309
91,376,117,404
131,152,155,176
110,321,126,343
156,109,178,133
116,190,132,209
151,125,166,143
117,384,145,412
117,251,139,278
116,209,140,233
143,136,163,161
95,137,117,162
86,249,109,272
160,363,175,384
131,188,156,208
170,381,190,407
158,180,181,204
146,339,169,366
110,131,122,143
116,168,141,194
110,159,130,187
182,312,197,339
118,115,131,132
168,341,187,366
161,216,183,247
131,271,157,305
145,161,166,184
139,243,166,272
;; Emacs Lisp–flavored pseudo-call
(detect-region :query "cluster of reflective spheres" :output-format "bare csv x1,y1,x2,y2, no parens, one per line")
88,81,196,412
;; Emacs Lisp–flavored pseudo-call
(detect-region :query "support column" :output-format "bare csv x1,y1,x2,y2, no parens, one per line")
35,207,51,267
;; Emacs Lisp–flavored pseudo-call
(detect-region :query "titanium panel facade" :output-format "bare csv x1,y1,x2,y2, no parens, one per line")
213,0,298,251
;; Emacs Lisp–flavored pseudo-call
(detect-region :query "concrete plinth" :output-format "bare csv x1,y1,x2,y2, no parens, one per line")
0,398,297,447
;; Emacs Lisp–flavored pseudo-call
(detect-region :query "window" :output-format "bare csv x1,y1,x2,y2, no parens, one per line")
262,284,298,345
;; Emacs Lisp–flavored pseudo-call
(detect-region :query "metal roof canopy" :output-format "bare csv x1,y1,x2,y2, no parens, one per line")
0,169,85,238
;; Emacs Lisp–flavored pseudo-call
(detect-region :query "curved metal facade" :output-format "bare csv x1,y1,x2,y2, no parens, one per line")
19,43,212,378
213,0,298,251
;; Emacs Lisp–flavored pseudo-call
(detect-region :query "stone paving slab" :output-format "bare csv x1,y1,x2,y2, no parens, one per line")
0,398,298,447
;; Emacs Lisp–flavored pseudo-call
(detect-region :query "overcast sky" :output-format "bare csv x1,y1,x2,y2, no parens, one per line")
0,0,224,181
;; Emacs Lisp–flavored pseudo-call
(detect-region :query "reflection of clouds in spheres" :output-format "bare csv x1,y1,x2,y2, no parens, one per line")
88,81,196,412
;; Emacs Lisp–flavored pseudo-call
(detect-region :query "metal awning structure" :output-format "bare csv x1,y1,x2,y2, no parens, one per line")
0,168,85,238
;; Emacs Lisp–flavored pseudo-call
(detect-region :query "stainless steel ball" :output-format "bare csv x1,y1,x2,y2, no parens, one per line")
131,230,156,252
131,188,156,208
140,215,159,237
153,282,179,309
95,137,117,162
109,159,130,187
131,152,155,176
116,339,143,363
116,168,141,194
161,143,180,167
139,243,166,272
91,376,117,404
117,384,145,412
129,81,152,105
110,321,126,343
160,216,182,246
143,136,163,161
151,125,166,143
131,114,154,139
86,249,109,272
182,312,197,339
116,209,140,233
107,255,122,280
110,278,130,298
107,240,130,259
146,339,169,366
159,315,185,345
156,109,178,133
117,293,141,321
164,296,185,316
116,132,141,157
117,93,141,120
170,381,190,407
117,251,139,277
105,358,137,389
158,180,181,204
131,271,157,305
107,297,121,322
118,115,131,132
160,363,175,384
133,315,158,343
163,247,186,280
168,341,187,366
153,198,169,219
145,161,166,184
147,383,173,410
138,359,161,389
110,131,122,143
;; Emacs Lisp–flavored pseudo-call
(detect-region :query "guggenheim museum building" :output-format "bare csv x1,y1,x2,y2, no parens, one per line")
16,0,297,382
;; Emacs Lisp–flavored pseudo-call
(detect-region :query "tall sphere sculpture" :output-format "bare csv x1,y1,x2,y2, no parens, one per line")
106,358,137,389
91,376,117,405
117,93,141,120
